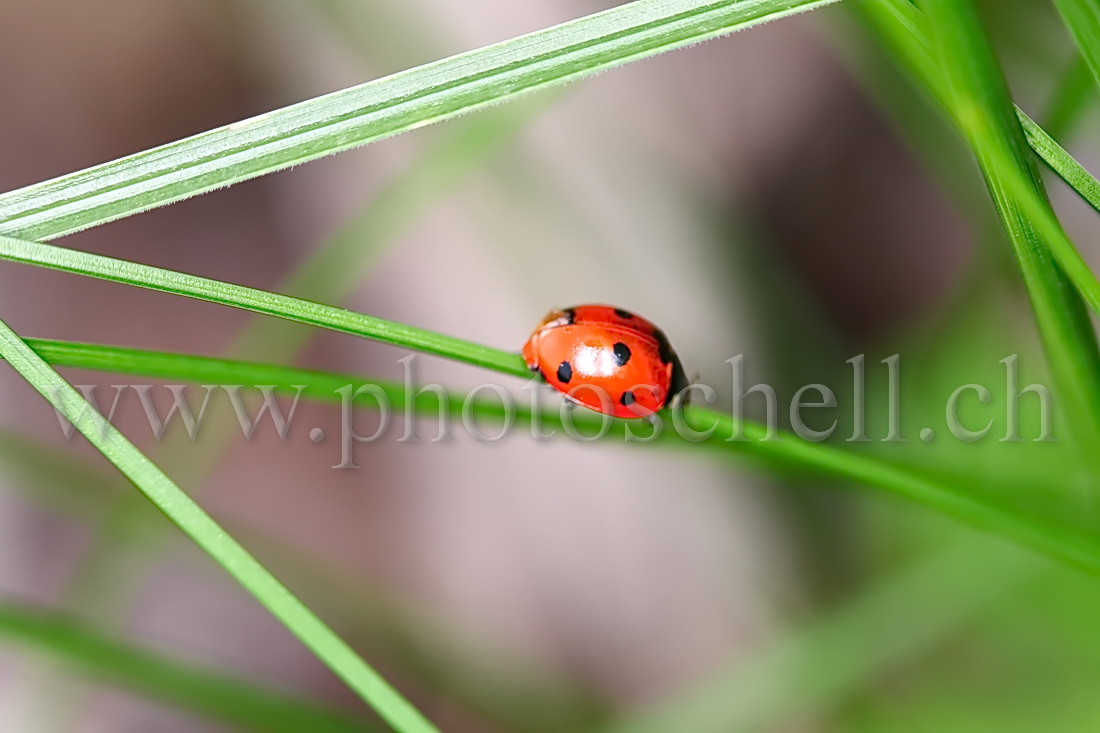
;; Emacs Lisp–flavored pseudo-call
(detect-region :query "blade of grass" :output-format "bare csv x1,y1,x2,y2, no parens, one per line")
1042,56,1096,140
604,536,1041,733
1018,110,1100,215
0,233,527,376
0,602,372,733
12,336,1100,576
858,0,1100,225
233,96,551,359
0,429,605,730
1052,0,1100,89
0,430,615,730
21,97,553,732
0,319,436,733
920,0,1100,480
858,0,1100,500
0,0,841,241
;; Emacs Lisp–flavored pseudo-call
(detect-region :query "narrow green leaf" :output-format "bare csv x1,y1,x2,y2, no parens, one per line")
1052,0,1100,90
859,0,1100,252
1042,56,1096,140
606,537,1040,733
15,336,1100,577
1018,110,1100,216
0,319,436,733
0,602,372,733
233,98,547,360
921,0,1100,468
0,233,526,377
860,0,1100,496
0,0,840,241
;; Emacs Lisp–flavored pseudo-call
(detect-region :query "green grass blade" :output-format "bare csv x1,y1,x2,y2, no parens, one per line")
0,602,372,733
860,0,1100,485
16,336,1100,577
4,233,1100,570
0,233,526,377
605,537,1039,733
859,0,1100,240
233,98,547,359
1042,56,1096,140
1052,0,1100,90
0,0,840,241
1018,110,1100,215
0,320,436,733
921,0,1100,455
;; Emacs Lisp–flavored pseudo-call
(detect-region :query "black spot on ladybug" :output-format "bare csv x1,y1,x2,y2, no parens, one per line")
620,390,635,406
564,308,576,325
614,308,633,319
612,342,631,367
557,361,573,384
655,332,673,365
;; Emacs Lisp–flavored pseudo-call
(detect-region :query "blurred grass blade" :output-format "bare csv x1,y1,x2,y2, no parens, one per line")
1052,0,1100,89
234,97,547,359
861,0,1100,486
0,233,527,377
15,336,1100,577
921,0,1100,457
0,0,840,241
607,537,1040,733
1042,56,1096,139
0,603,372,733
859,0,1100,229
1018,110,1100,215
0,318,436,733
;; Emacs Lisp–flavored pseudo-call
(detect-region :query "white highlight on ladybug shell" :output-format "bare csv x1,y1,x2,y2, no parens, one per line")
573,345,620,378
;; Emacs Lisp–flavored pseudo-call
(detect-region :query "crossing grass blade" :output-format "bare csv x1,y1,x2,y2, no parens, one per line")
1018,110,1100,216
0,318,437,733
0,0,841,242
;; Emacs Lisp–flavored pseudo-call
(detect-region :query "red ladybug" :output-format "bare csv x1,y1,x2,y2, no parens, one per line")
522,305,688,419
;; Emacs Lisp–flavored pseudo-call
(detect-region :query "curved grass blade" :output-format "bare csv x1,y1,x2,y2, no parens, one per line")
0,319,436,733
13,336,1100,577
0,602,373,733
0,0,841,241
858,0,1100,235
922,0,1100,476
859,0,1100,497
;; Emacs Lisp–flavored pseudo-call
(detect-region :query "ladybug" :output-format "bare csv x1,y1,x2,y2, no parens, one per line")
522,305,688,419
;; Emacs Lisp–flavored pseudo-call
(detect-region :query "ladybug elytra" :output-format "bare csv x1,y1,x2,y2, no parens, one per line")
522,305,688,419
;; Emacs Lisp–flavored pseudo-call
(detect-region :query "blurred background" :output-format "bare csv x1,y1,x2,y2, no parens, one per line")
1,0,1099,730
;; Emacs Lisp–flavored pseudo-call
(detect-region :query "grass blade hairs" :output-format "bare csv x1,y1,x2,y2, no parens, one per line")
0,0,840,241
0,317,436,733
